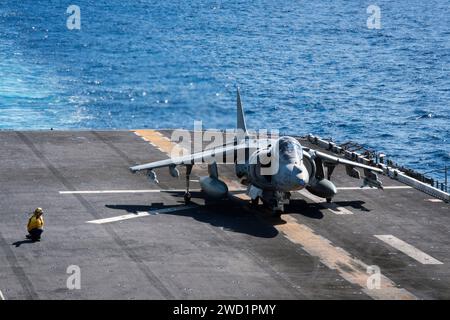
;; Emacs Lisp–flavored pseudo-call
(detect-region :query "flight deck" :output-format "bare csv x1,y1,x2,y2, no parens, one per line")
0,130,449,300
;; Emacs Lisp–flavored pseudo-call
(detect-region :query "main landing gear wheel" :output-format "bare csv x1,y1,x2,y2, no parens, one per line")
326,197,332,203
270,199,284,217
273,209,283,217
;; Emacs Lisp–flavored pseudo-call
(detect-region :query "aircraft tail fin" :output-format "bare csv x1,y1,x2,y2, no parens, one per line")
236,88,248,135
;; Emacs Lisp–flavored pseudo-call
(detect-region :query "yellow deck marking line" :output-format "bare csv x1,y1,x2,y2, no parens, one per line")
134,130,244,190
220,176,245,190
233,193,251,201
230,193,417,299
132,129,417,300
135,130,185,156
134,129,204,177
276,215,417,299
297,189,354,215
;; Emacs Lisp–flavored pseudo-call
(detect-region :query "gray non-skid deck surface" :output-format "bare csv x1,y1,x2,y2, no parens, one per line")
0,130,449,299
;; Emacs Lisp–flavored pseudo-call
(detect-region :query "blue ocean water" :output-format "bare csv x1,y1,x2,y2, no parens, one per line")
0,1,449,180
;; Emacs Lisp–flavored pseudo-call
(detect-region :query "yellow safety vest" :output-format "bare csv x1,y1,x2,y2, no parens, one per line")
27,215,44,232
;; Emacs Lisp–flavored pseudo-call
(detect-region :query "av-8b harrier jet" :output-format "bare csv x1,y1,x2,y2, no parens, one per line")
130,89,383,214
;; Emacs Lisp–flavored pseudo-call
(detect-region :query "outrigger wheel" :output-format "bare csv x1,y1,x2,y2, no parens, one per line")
184,164,193,204
184,192,192,203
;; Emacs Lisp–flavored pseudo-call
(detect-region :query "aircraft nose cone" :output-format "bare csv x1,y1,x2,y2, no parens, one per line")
292,164,302,175
290,165,307,190
276,163,308,192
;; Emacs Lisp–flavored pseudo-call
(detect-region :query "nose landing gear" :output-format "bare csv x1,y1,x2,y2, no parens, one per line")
265,191,291,216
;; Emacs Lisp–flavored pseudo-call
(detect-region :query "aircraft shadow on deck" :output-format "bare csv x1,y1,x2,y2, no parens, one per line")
105,192,370,238
287,198,370,216
105,199,279,239
285,199,325,219
332,200,370,212
169,191,328,220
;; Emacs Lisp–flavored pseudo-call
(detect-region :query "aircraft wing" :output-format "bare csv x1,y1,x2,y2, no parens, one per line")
130,143,247,172
314,150,384,188
314,150,383,173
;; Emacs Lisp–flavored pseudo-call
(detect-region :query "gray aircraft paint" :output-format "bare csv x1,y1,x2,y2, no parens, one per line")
130,90,383,212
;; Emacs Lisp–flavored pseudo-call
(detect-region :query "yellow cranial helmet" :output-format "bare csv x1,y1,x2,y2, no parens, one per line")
34,207,43,215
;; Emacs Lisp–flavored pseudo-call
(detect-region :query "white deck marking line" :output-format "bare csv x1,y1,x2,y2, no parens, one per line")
60,189,182,194
60,188,246,194
230,193,417,299
338,186,412,190
427,198,444,203
297,190,354,215
274,215,417,299
375,235,443,265
138,130,416,299
0,289,5,300
86,204,197,224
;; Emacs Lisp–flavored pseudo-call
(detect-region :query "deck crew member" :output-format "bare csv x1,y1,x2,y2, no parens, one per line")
26,207,45,241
